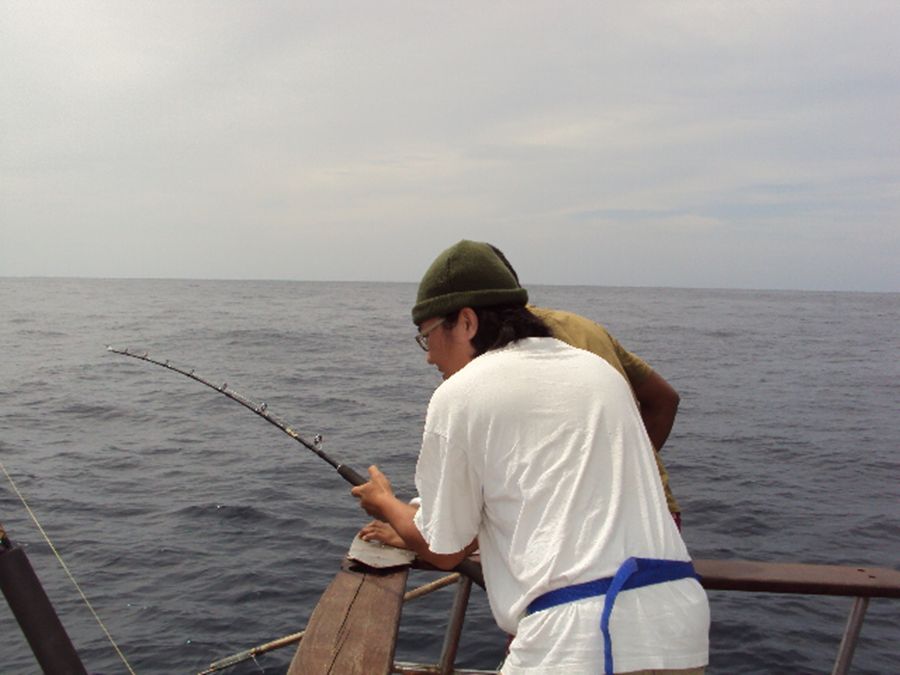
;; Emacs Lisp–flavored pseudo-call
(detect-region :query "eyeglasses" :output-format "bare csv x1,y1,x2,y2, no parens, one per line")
415,318,446,351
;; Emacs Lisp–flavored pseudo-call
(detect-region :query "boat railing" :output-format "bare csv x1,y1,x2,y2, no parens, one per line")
389,557,900,675
693,558,900,675
192,553,900,674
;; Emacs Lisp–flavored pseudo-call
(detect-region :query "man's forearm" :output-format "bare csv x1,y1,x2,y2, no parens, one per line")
642,405,676,450
380,499,470,570
379,498,427,553
634,371,680,450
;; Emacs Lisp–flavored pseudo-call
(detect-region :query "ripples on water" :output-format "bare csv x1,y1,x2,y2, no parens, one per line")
0,279,897,674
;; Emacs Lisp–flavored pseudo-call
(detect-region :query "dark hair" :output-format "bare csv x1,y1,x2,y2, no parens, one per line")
445,304,551,357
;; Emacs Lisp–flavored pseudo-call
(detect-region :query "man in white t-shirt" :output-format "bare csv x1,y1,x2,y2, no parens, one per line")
352,240,709,675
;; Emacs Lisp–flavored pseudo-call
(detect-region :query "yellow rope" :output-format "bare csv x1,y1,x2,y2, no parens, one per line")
1,460,138,675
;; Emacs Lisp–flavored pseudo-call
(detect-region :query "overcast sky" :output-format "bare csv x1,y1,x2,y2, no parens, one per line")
1,2,897,291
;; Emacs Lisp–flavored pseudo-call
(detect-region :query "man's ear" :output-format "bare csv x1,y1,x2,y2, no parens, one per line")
459,307,479,340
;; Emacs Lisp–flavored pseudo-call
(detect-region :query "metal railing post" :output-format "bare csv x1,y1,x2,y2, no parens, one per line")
438,575,473,675
831,596,869,675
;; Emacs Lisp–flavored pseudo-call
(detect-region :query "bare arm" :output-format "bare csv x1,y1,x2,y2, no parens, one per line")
361,512,481,561
351,466,475,570
633,371,680,451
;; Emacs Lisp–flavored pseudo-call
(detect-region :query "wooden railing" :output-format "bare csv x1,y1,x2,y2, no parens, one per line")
289,557,900,675
394,558,900,675
695,558,900,675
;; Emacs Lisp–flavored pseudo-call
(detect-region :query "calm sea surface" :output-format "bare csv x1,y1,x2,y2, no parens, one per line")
0,279,897,674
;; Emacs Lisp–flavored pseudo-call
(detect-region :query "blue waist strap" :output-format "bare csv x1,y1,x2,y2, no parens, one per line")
525,557,699,675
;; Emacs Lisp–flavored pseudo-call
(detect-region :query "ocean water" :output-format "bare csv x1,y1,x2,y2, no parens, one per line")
0,278,897,674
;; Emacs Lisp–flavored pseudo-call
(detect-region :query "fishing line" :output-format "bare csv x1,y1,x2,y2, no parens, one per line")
1,460,138,675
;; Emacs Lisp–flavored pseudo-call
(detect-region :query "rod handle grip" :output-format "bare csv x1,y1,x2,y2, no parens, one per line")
337,464,367,486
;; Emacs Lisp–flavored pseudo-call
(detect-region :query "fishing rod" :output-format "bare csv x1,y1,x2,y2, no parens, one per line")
106,346,486,589
106,346,366,486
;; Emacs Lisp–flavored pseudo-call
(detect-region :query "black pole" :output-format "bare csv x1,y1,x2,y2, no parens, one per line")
0,526,88,675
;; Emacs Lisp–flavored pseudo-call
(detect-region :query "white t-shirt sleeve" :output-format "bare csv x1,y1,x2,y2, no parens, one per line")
413,427,483,555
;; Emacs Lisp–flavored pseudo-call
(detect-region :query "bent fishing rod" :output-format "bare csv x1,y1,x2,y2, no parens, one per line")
107,346,366,485
106,346,485,588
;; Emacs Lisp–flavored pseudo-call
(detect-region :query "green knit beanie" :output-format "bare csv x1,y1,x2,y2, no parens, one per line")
411,240,528,324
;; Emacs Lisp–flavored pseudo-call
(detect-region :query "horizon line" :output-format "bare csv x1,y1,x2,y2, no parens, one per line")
0,274,896,295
